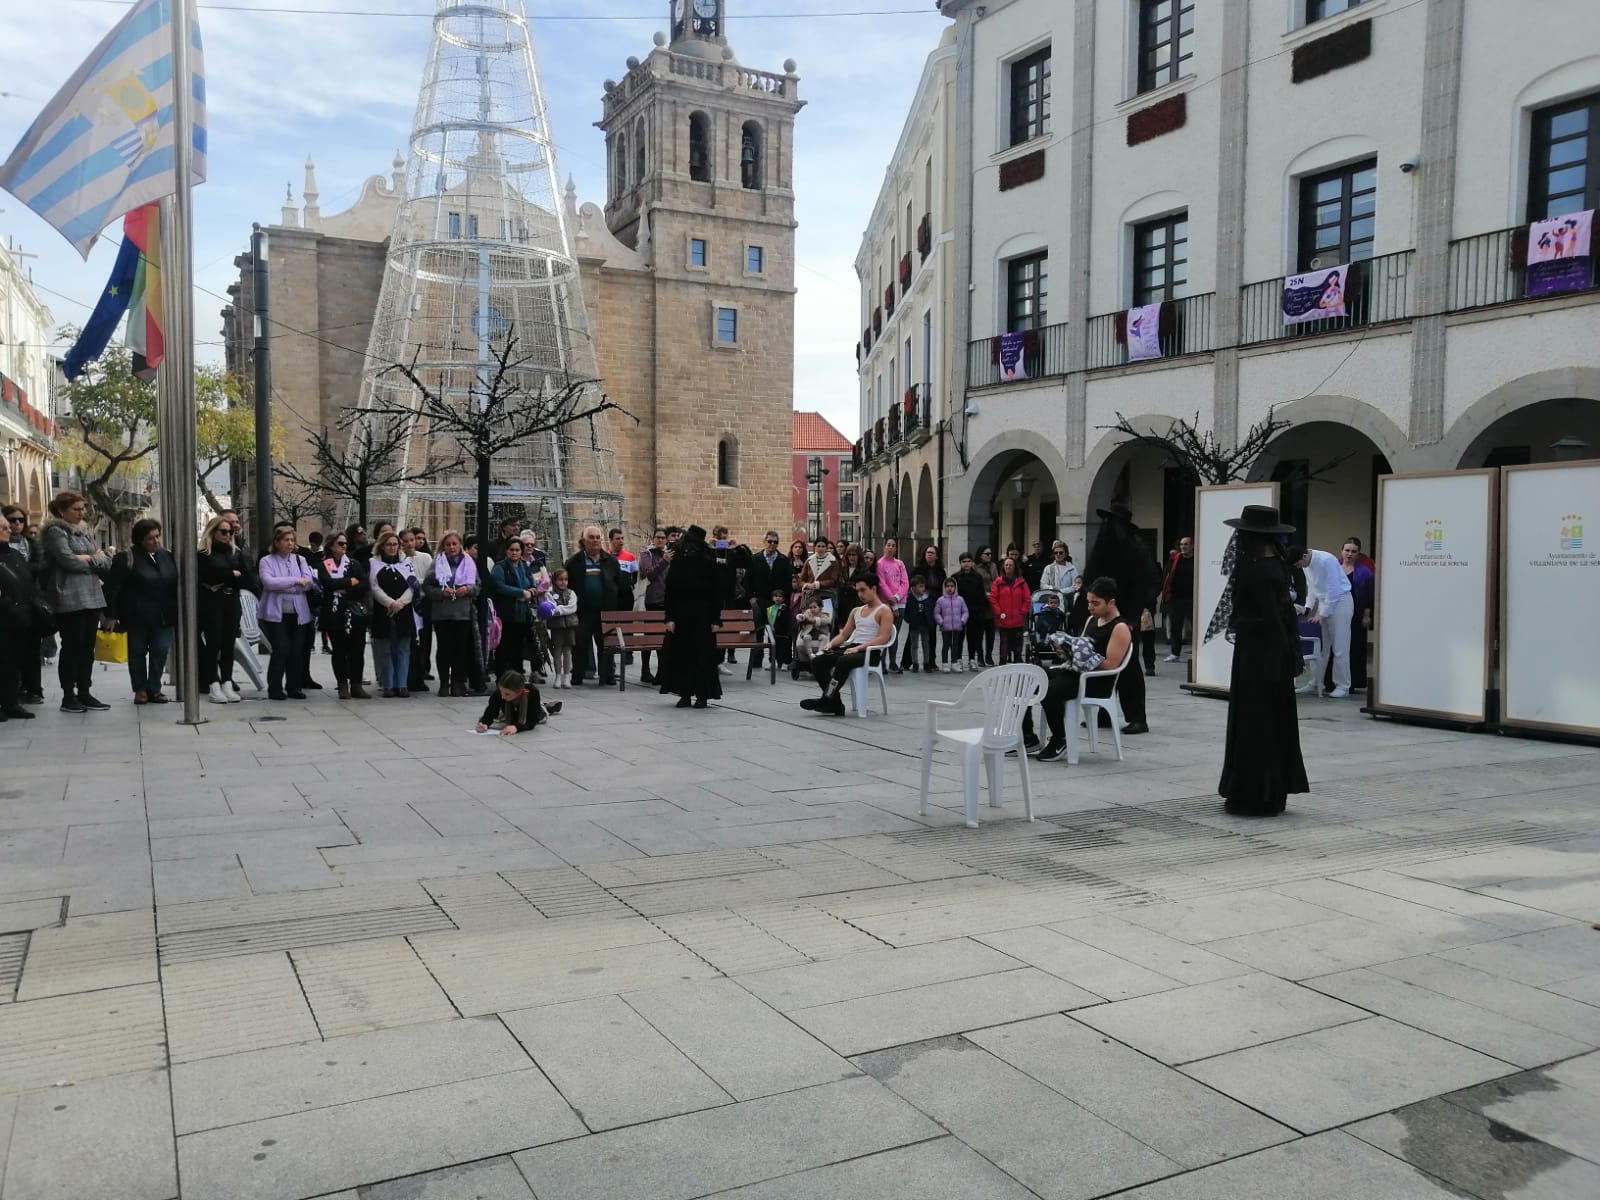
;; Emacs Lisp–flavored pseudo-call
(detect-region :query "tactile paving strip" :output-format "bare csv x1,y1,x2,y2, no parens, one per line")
0,932,26,1003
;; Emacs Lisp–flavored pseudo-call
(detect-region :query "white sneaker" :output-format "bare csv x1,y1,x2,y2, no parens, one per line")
1163,654,1181,663
207,683,229,705
1295,683,1319,695
225,682,242,703
717,663,733,676
1328,687,1350,699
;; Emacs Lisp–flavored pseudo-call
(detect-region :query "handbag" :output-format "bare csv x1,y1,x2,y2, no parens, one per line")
94,629,129,664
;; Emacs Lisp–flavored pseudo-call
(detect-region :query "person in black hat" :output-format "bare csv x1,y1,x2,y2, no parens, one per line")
659,525,723,708
1205,504,1308,817
1076,503,1162,735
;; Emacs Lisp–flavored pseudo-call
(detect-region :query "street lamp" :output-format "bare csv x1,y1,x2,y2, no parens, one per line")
806,455,830,541
1550,435,1590,463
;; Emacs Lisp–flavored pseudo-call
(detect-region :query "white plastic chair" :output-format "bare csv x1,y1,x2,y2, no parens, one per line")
233,590,267,693
1066,623,1133,764
919,664,1048,828
848,647,890,718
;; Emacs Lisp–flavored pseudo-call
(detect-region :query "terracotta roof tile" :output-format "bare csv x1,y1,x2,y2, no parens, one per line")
792,411,853,452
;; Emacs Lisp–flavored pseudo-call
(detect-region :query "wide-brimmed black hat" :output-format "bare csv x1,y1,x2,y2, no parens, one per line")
1095,502,1137,524
1223,504,1296,534
682,525,708,543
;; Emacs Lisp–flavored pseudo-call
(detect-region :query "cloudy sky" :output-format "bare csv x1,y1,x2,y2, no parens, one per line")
0,0,950,438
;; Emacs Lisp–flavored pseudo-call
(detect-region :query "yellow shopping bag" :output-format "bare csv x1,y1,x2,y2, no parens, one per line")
94,630,129,664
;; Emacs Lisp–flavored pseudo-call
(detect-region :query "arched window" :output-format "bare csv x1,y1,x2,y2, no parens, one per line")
689,111,712,183
633,117,647,184
740,121,764,190
717,435,739,487
612,132,629,198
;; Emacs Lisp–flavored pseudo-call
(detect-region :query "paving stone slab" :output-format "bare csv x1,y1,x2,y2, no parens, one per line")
1073,972,1364,1065
789,966,1097,1056
622,978,857,1100
500,994,730,1130
1182,1016,1515,1133
1305,966,1592,1068
289,937,458,1037
1046,915,1253,984
735,938,1021,1012
651,909,810,975
1115,889,1346,943
178,1068,582,1200
855,1036,1179,1199
1331,869,1573,932
158,903,455,965
1348,1098,1600,1200
0,982,166,1093
419,874,546,929
172,1015,530,1134
1104,1129,1463,1199
0,897,65,934
409,920,713,1015
579,848,778,889
1479,872,1600,921
1438,924,1600,987
700,1137,1040,1199
732,900,885,959
0,930,25,1002
1446,1051,1600,1164
3,1068,176,1200
360,1157,535,1200
15,909,157,1001
157,881,433,934
162,951,320,1063
513,1076,941,1200
499,867,636,920
969,1014,1296,1168
973,925,1184,1000
1202,913,1486,981
152,855,251,905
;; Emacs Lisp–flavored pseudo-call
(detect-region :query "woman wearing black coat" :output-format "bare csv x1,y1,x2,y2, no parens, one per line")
197,514,249,703
104,518,179,704
0,516,43,719
660,525,723,708
1210,505,1309,817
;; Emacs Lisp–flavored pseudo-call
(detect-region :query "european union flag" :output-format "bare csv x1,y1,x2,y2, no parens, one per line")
0,0,206,258
63,235,141,381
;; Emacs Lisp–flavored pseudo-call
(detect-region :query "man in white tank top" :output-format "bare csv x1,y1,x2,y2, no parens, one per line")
800,570,896,716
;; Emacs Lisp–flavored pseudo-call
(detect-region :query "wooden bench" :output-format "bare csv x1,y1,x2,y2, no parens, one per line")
602,609,776,691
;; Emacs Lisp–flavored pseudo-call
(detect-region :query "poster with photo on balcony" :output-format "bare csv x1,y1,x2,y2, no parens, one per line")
1281,263,1348,325
998,331,1030,381
1525,209,1593,298
1126,303,1164,361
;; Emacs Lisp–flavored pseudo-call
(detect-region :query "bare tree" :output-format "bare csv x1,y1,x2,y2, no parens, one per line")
273,411,460,529
378,328,636,547
1101,408,1354,488
272,479,334,531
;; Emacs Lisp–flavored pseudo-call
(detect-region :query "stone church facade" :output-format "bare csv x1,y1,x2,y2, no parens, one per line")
224,1,803,546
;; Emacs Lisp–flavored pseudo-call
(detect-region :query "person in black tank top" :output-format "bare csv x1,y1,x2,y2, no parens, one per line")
1024,577,1134,760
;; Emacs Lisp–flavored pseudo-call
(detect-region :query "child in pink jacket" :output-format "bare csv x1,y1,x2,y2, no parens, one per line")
934,578,969,673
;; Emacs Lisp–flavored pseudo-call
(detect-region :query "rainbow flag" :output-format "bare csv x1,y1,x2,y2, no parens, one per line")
123,203,164,381
63,202,163,381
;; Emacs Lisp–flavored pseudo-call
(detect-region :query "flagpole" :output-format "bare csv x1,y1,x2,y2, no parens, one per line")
163,0,204,726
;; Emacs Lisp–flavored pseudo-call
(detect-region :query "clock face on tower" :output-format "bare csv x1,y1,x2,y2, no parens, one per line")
693,0,718,16
692,0,720,36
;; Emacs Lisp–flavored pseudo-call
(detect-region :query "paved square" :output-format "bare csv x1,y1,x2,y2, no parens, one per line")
1,665,1598,1198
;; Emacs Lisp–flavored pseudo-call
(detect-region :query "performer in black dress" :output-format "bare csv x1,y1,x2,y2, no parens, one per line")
660,526,723,708
1208,505,1309,817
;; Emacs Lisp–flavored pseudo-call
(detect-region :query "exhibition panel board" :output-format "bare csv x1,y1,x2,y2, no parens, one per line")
1369,469,1497,726
1186,482,1279,698
1499,459,1600,738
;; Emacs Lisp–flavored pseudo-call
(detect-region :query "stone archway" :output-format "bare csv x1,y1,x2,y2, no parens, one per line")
1442,369,1600,469
1270,394,1411,470
950,428,1069,554
915,464,935,546
896,474,913,542
1250,420,1391,552
1081,415,1188,559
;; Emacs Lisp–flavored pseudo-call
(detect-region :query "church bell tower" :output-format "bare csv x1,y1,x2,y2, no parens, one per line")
590,1,805,538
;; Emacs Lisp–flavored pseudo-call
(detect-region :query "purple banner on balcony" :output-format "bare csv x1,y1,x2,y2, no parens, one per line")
1525,209,1594,298
998,331,1030,381
1281,263,1348,325
1126,303,1164,361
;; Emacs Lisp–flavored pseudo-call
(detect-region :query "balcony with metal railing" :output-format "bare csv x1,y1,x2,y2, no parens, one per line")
967,321,1069,388
1448,223,1600,312
1241,250,1414,344
1085,292,1216,369
905,384,933,446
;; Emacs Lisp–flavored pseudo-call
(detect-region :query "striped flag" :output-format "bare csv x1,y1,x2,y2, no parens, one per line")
0,0,206,259
63,203,164,382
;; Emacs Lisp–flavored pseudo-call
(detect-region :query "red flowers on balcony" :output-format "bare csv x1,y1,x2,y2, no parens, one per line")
884,285,896,316
899,254,912,290
872,307,882,334
917,214,932,260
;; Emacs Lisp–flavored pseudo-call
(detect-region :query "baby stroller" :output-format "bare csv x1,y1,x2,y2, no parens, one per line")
1026,589,1069,666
